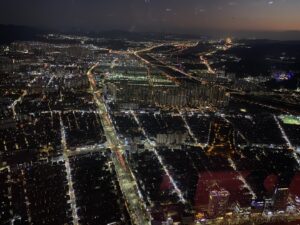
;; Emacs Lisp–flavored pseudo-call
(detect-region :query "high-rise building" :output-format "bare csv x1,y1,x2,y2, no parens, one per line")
207,189,230,218
272,187,289,211
295,196,300,208
263,198,273,214
162,217,174,225
106,81,229,109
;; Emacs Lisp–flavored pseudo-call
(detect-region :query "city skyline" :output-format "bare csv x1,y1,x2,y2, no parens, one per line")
1,1,300,225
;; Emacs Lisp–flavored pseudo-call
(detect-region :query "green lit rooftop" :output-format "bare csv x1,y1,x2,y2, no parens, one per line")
279,115,300,126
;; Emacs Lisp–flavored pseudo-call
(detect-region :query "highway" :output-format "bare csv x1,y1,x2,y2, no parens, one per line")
135,51,201,84
231,92,300,114
86,63,151,225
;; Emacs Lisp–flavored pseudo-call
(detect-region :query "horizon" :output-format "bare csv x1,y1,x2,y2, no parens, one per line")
1,0,300,39
2,23,300,41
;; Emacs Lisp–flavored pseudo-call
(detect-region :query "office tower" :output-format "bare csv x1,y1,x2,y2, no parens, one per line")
207,189,230,218
272,187,289,211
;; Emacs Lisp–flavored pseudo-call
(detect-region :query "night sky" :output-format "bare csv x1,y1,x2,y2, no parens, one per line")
0,0,300,34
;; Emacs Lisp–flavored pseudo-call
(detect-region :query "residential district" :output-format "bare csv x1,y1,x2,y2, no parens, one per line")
1,33,300,225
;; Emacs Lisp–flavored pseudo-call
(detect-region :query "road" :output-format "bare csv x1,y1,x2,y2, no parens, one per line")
9,76,38,118
130,110,187,204
59,113,80,225
199,55,215,74
86,63,151,225
134,51,201,84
